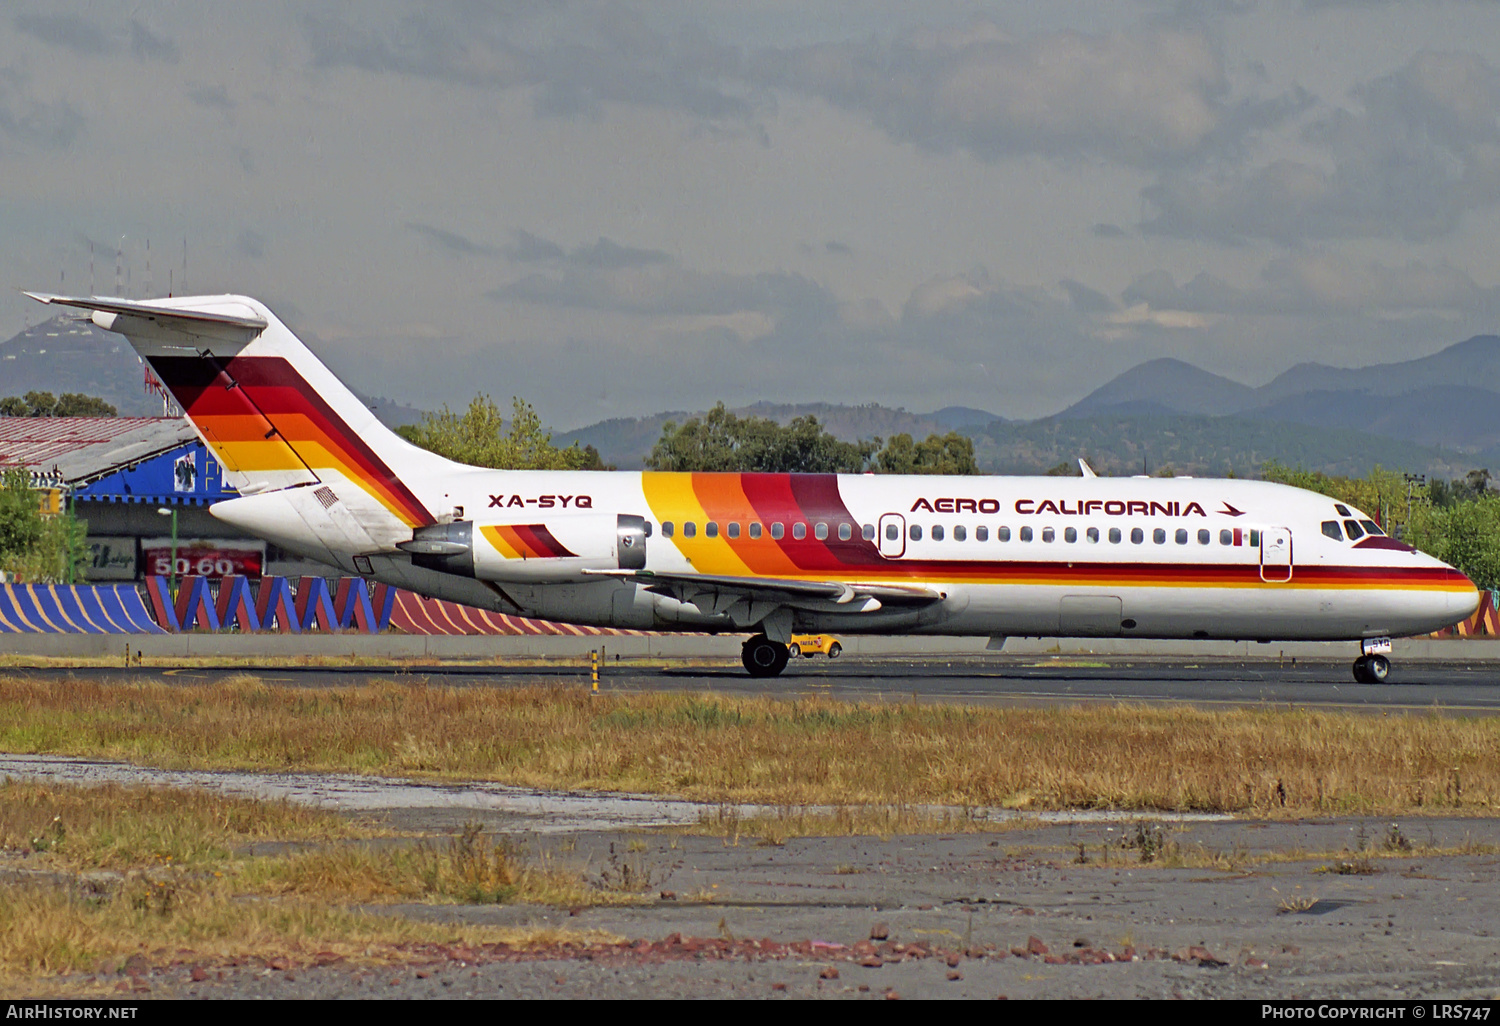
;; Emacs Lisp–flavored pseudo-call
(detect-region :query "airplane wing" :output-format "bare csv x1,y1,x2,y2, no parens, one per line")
582,568,944,613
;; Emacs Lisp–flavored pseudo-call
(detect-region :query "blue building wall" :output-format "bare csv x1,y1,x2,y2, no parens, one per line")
74,441,239,506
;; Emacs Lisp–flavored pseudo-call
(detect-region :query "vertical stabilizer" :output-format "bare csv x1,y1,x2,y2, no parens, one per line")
25,292,443,547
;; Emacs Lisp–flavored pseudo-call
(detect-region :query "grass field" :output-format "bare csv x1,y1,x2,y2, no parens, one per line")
1,673,1496,815
0,779,622,991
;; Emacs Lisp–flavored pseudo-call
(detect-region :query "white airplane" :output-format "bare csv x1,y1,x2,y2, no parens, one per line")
27,292,1480,683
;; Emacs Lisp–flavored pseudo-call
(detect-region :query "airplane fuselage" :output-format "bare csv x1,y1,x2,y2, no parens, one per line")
211,467,1478,643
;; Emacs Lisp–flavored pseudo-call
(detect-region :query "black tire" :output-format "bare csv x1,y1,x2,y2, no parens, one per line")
788,643,802,658
742,636,790,678
1367,654,1390,682
827,642,841,659
1352,656,1377,684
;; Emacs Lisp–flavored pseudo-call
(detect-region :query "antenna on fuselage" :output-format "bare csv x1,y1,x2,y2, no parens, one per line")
1079,459,1097,478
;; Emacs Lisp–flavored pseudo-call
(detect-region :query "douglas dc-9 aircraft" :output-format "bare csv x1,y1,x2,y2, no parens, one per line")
27,291,1480,683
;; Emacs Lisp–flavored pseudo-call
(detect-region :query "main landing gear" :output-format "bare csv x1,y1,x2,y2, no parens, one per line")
741,635,790,678
1352,654,1391,684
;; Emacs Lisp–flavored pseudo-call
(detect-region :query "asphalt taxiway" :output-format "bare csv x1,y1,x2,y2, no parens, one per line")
9,655,1500,711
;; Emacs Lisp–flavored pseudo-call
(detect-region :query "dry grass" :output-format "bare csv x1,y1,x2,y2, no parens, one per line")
0,778,359,869
2,674,1498,815
0,782,623,985
0,877,614,984
239,824,616,907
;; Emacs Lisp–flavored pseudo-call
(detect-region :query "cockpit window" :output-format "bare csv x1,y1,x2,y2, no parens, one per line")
1321,521,1343,541
1361,520,1384,536
1335,504,1352,517
1343,519,1365,540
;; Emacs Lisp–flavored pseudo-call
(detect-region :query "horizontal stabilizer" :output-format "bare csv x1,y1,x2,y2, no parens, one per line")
23,292,269,330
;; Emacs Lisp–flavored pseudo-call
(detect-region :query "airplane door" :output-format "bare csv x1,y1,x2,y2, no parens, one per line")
1261,527,1293,583
878,513,906,558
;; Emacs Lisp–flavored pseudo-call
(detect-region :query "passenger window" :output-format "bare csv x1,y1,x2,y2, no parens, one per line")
705,522,718,538
792,523,807,540
1250,530,1260,546
814,523,828,541
727,522,740,539
1086,527,1099,543
1175,529,1188,545
975,526,989,542
1220,529,1232,545
1335,504,1351,517
1064,527,1077,543
683,522,697,538
886,523,899,541
910,524,923,541
1198,529,1210,545
1153,528,1166,544
771,523,784,540
1361,520,1384,537
863,524,876,540
932,525,945,541
1108,527,1122,543
838,523,852,541
1131,528,1144,544
1041,527,1055,543
750,522,763,539
1322,521,1343,541
998,526,1011,542
662,521,675,538
1020,526,1033,542
644,521,653,537
954,525,967,541
1344,520,1364,540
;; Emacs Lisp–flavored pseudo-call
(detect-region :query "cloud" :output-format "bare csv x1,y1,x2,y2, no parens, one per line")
1091,222,1128,238
187,83,235,111
1060,278,1116,312
0,75,84,151
234,229,266,260
504,229,670,268
1143,50,1500,243
301,7,756,123
1122,254,1500,317
14,14,112,57
749,22,1285,169
130,20,179,63
493,263,834,319
406,223,500,258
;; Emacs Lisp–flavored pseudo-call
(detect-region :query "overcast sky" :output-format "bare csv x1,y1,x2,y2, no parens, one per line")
5,1,1500,427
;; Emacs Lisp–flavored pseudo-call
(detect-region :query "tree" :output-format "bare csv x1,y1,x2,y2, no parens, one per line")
0,470,89,583
397,395,606,470
0,392,116,417
874,431,979,475
647,403,877,473
53,393,117,417
0,470,43,559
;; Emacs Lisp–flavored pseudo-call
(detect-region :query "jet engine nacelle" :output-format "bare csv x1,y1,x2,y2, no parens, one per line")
400,513,646,583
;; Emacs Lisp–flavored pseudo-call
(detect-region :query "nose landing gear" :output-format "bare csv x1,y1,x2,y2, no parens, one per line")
1352,654,1391,684
742,635,790,678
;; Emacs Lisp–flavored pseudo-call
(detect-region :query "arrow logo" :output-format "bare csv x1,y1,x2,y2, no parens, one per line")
1219,502,1247,517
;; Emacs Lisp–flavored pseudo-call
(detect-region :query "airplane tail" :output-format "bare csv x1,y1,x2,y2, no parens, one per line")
25,292,445,547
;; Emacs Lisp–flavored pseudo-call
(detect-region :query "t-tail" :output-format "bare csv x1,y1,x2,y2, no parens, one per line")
25,292,450,566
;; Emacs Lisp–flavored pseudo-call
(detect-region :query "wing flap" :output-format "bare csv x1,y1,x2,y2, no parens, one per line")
582,569,944,611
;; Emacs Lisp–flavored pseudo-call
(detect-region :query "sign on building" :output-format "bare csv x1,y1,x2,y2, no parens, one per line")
141,538,265,578
86,536,138,581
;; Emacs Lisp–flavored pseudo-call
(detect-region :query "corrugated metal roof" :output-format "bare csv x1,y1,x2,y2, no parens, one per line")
0,418,198,485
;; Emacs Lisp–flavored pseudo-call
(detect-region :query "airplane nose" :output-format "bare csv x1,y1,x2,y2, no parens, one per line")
1444,568,1481,623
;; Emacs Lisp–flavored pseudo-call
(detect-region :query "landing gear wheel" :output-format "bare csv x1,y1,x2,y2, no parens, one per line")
742,636,790,678
1352,655,1391,684
788,643,802,658
827,642,841,659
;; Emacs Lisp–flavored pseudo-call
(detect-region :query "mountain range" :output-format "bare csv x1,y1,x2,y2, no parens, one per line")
6,313,1500,479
